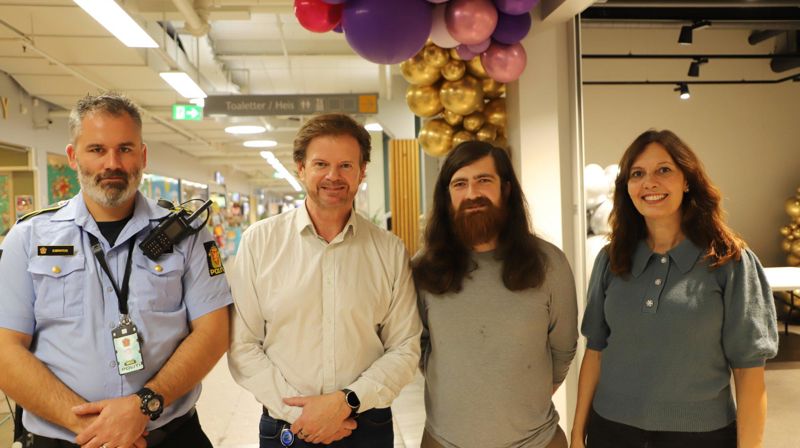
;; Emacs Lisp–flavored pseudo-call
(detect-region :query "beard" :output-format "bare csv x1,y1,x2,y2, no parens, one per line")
451,196,507,248
77,163,142,208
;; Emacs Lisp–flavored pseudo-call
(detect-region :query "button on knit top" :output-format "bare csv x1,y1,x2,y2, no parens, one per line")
581,239,779,432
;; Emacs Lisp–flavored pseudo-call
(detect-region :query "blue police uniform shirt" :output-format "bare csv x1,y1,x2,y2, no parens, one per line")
0,192,233,441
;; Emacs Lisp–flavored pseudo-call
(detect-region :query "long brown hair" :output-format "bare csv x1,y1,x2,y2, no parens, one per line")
412,141,546,294
608,129,744,275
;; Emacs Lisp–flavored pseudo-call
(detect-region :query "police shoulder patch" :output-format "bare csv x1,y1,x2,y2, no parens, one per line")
204,241,225,277
16,200,69,223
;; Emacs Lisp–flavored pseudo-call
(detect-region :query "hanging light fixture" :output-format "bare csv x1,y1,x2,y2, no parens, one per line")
675,83,690,100
687,58,709,77
678,20,711,45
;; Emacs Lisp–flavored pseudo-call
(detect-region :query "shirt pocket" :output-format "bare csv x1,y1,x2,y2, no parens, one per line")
132,252,184,312
28,255,86,318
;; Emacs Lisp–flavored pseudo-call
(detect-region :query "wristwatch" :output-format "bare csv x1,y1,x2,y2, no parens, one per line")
136,387,164,421
342,388,360,417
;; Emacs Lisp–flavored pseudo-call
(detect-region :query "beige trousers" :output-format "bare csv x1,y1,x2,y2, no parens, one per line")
420,424,568,448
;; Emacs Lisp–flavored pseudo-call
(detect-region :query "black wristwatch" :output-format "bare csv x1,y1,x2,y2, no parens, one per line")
342,388,360,417
136,387,164,421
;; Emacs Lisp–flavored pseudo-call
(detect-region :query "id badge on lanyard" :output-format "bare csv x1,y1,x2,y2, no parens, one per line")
90,234,145,376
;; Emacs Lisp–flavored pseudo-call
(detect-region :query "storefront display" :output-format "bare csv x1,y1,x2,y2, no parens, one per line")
140,173,180,204
181,179,209,202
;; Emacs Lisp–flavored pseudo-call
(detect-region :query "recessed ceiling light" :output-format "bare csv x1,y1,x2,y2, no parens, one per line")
225,125,266,135
244,140,278,148
365,123,383,132
160,72,207,99
74,0,158,48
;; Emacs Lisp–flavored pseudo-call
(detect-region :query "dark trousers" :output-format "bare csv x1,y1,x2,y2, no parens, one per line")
16,409,211,448
259,407,394,448
586,408,737,448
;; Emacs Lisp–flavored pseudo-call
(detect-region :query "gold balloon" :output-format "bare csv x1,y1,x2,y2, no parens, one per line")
442,109,463,126
449,48,463,61
400,53,441,86
482,78,506,99
792,240,800,257
789,234,797,242
796,216,800,226
466,56,490,79
476,123,497,142
493,134,509,150
452,130,475,148
789,254,800,266
441,60,466,81
440,75,484,116
463,112,486,132
483,98,507,128
787,198,800,218
794,228,800,239
781,225,792,237
423,45,449,69
782,239,793,253
406,84,443,118
418,119,454,157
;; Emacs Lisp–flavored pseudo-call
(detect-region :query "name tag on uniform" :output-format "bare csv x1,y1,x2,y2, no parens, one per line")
37,245,74,256
112,321,145,375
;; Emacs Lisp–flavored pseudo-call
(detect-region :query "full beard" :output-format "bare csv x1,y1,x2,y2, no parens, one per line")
77,165,142,208
451,196,507,248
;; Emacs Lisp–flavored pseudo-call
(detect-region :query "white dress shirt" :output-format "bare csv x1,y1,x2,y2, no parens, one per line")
228,203,422,422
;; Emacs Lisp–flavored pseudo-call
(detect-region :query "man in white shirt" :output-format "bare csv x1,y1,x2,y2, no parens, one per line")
228,114,421,448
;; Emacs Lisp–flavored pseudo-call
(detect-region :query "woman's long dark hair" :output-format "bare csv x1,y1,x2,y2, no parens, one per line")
412,141,546,294
609,129,744,275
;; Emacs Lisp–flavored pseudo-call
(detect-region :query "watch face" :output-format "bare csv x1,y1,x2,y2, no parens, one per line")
147,398,162,412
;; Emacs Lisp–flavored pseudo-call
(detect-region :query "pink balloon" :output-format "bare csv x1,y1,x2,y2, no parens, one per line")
466,38,490,53
455,44,477,60
445,0,498,46
430,4,459,48
481,41,527,82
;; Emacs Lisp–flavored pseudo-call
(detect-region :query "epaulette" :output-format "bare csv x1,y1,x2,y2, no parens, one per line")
16,200,69,223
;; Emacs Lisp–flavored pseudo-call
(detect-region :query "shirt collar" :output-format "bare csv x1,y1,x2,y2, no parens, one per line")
631,238,702,278
295,200,358,240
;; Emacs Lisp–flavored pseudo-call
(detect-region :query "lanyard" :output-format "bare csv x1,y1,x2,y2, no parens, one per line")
89,234,136,318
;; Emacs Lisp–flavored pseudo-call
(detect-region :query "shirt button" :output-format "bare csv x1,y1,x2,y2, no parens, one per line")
645,299,654,307
109,361,116,368
660,257,667,264
51,266,61,274
655,278,662,285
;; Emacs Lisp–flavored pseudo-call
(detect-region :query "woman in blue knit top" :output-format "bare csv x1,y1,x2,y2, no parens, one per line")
571,130,778,448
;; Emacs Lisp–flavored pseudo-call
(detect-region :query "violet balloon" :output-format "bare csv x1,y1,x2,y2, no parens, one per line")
343,0,433,65
430,4,460,48
492,11,531,45
455,44,477,61
427,0,449,3
322,0,347,4
481,41,527,83
445,0,498,46
466,39,490,53
494,0,539,15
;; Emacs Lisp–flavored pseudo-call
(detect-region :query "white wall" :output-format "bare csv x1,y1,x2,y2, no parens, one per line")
582,28,800,266
0,70,255,206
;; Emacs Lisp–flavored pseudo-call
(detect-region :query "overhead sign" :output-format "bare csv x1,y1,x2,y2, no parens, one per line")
172,104,203,121
204,94,379,116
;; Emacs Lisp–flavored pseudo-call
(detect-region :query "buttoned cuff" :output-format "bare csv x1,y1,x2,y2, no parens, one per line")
346,378,379,414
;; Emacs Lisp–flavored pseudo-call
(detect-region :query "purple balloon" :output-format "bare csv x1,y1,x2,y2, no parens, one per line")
332,23,343,33
343,0,433,65
455,44,477,60
322,0,347,4
427,0,449,3
481,41,527,82
494,0,539,15
491,11,531,44
467,39,491,53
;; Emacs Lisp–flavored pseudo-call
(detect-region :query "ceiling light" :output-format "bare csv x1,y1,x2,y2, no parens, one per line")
74,0,158,48
189,98,205,107
225,125,266,135
261,151,302,192
365,122,383,132
678,20,711,45
687,57,708,77
675,83,690,100
244,140,278,148
160,72,207,99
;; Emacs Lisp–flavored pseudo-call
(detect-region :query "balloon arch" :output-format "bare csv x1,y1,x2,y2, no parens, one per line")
294,0,538,156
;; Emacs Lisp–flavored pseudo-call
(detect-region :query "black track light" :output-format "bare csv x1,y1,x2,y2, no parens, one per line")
678,20,711,45
674,83,690,100
687,58,708,77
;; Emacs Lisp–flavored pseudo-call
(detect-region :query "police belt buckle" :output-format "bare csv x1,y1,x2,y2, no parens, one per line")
279,424,294,447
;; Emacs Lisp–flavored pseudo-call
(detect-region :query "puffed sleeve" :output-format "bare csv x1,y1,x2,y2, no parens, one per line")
720,249,779,368
581,247,612,351
0,222,35,334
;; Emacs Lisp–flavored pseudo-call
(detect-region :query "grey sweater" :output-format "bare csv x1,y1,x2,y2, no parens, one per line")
418,239,578,448
582,239,779,432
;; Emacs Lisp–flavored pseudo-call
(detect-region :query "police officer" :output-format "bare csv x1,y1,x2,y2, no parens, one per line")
0,93,232,448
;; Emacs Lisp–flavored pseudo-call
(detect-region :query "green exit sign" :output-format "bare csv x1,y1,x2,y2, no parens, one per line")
172,104,203,121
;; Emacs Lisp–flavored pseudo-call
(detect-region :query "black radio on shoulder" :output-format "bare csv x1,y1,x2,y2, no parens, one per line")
140,199,213,260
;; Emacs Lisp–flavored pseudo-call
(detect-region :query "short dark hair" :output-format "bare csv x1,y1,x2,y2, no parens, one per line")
69,92,143,144
609,129,744,275
412,141,546,294
293,114,371,165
